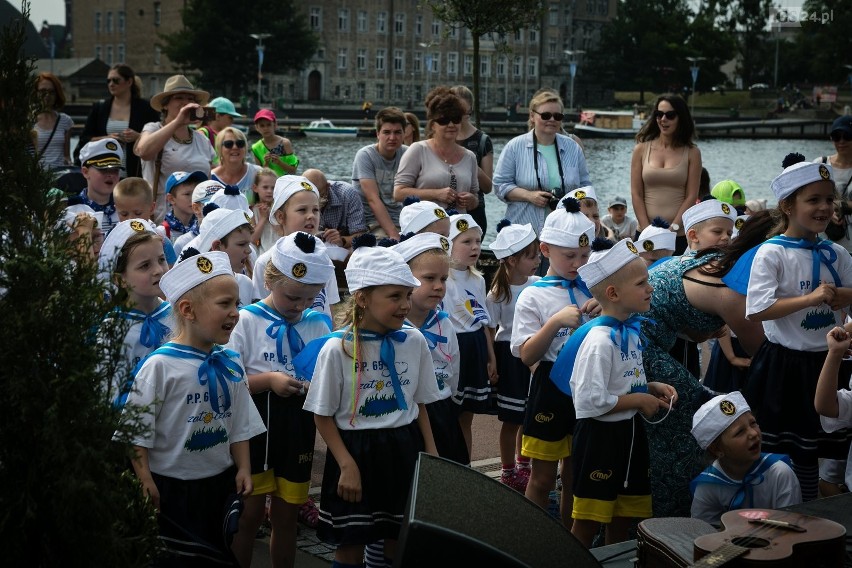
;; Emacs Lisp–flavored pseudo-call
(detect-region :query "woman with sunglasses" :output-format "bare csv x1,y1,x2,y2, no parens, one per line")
77,64,159,178
816,116,852,251
631,94,702,253
492,88,591,236
394,86,480,212
135,75,216,222
211,127,261,202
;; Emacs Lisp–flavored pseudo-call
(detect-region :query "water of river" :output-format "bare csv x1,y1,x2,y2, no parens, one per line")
72,135,835,246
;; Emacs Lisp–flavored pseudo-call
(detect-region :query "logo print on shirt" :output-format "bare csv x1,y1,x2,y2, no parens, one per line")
801,308,835,331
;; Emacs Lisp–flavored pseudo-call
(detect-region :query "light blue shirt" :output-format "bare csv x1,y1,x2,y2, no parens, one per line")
493,131,591,234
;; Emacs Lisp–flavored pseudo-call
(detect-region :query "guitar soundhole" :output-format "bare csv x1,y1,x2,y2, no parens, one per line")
731,536,770,548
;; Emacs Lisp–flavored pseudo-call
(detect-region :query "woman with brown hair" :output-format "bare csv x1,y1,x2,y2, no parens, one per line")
33,72,73,170
394,86,479,212
78,64,159,178
630,94,702,253
403,112,420,146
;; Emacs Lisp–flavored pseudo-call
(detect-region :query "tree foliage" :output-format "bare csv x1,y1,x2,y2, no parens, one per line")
794,0,852,84
161,0,318,96
0,3,157,564
424,0,545,123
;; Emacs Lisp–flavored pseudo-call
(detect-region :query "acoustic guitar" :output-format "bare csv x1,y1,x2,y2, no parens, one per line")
637,509,846,567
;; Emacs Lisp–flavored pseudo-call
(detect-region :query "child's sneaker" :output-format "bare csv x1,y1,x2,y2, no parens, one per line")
499,468,527,493
514,465,530,492
298,497,320,529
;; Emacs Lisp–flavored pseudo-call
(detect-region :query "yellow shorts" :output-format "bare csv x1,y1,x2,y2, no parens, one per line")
250,469,310,505
572,494,652,523
521,434,572,461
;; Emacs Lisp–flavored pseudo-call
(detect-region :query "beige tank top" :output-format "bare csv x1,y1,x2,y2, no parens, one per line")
642,142,689,232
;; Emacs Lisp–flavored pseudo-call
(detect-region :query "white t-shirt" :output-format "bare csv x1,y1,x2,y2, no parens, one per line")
486,276,539,342
691,459,802,525
819,388,852,490
601,214,639,241
303,327,443,430
443,268,490,333
119,344,266,479
140,122,215,222
235,273,254,308
228,303,332,380
570,326,647,422
251,246,339,317
409,311,460,400
746,240,852,351
511,282,592,362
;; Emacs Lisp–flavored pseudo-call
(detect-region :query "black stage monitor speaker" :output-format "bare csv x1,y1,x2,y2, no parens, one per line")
395,453,602,567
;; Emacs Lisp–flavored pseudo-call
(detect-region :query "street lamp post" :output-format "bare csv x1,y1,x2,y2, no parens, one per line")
250,33,272,105
686,56,705,117
564,50,585,111
419,41,439,98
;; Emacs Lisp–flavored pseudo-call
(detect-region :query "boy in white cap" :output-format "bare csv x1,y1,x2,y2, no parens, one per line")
690,391,800,525
173,180,225,257
398,196,450,236
744,154,852,501
196,208,255,307
566,185,613,240
228,232,334,568
161,170,208,242
294,235,441,567
682,197,738,254
117,250,265,566
510,197,596,526
550,238,677,546
78,138,124,236
635,217,677,268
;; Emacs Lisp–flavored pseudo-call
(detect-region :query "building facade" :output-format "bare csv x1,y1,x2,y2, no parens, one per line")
67,0,615,109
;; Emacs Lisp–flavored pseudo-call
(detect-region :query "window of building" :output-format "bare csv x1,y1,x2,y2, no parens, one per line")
394,84,404,100
548,40,557,59
310,7,321,31
413,51,422,72
429,52,440,73
447,52,458,75
118,43,125,62
154,2,161,27
529,29,537,42
448,25,457,39
95,44,101,60
431,20,440,36
497,56,506,77
549,5,559,25
357,11,367,32
376,49,386,71
316,48,325,59
118,11,125,33
414,85,422,102
94,12,101,34
513,56,522,77
415,15,423,36
514,29,523,41
106,45,113,65
528,56,538,78
106,12,113,33
338,48,347,69
357,48,367,70
377,12,387,33
394,49,404,72
480,55,491,77
357,83,365,100
154,46,161,65
395,13,405,34
463,54,472,76
338,9,349,32
376,84,385,100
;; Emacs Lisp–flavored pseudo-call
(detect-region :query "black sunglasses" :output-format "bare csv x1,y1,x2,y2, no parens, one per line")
654,110,678,120
106,77,123,85
533,110,565,121
222,139,247,149
434,115,462,126
831,131,852,142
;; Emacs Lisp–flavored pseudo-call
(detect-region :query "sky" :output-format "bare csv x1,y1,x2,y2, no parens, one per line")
25,0,65,27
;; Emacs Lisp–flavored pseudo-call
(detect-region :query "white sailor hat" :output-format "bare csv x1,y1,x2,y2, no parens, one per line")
691,391,752,450
682,199,737,232
271,232,334,284
399,198,449,234
159,250,233,303
488,221,537,260
636,222,676,253
448,213,482,242
192,180,225,204
566,185,597,203
577,238,642,288
393,232,450,262
539,197,595,248
98,218,158,276
196,208,253,253
63,203,103,232
771,161,833,202
79,138,124,169
211,185,253,217
345,237,421,292
270,175,319,226
732,214,750,240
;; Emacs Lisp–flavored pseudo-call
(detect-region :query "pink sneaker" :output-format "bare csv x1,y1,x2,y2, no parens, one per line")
514,466,530,492
500,469,527,493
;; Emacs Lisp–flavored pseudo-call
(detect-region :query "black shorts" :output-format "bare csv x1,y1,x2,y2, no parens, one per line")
571,416,652,522
426,397,470,465
521,361,575,461
452,329,492,413
494,340,531,424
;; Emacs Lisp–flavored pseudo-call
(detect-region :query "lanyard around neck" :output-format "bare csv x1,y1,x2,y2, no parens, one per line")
532,132,566,193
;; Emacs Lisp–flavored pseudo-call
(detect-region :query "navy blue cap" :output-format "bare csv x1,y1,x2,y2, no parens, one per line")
831,115,852,135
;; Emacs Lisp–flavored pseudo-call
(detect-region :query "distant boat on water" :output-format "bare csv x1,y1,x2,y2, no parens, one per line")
301,119,359,138
573,110,643,138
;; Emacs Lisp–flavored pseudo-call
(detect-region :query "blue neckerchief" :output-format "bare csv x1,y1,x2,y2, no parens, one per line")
723,235,843,295
531,275,591,307
550,315,653,396
241,303,331,365
159,342,244,413
689,453,791,510
78,189,116,218
293,330,346,381
414,310,449,351
163,210,197,236
116,301,172,349
359,328,409,410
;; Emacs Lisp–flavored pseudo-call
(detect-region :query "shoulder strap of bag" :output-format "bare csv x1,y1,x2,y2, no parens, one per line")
152,149,164,205
38,113,61,157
